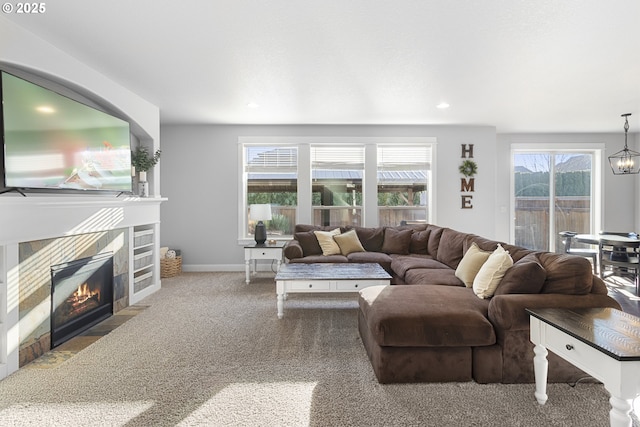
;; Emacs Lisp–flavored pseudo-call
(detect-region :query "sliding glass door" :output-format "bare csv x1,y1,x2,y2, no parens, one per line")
513,150,597,252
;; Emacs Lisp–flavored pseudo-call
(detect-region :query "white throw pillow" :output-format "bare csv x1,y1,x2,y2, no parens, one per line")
314,228,342,256
473,244,513,299
455,242,492,287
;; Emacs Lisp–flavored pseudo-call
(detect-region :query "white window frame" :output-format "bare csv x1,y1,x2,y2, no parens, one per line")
510,143,603,250
239,137,436,243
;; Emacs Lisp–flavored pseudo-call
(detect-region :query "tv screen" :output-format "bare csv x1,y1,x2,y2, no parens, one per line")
0,71,133,193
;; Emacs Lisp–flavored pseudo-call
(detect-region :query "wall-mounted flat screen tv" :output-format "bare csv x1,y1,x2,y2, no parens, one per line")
0,71,133,194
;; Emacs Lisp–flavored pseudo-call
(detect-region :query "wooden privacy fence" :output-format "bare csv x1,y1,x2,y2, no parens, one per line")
261,206,428,233
515,197,591,251
266,198,589,253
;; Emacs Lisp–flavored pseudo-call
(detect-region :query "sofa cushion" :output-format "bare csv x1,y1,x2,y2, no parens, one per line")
426,225,444,257
347,226,385,252
381,228,413,255
404,268,464,286
390,254,448,278
283,240,304,259
455,242,492,287
347,251,393,273
473,244,513,299
359,285,495,347
314,229,342,256
333,229,365,255
537,253,593,295
494,253,546,295
436,228,469,269
466,235,500,253
409,229,430,255
294,231,323,256
501,243,534,263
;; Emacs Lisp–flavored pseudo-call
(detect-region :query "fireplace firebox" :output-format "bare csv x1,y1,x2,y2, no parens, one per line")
50,253,114,347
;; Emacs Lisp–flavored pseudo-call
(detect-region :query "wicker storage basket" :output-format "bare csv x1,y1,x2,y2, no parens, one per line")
161,255,182,278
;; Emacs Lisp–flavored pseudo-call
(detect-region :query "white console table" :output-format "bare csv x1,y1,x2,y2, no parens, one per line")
528,308,640,427
244,242,285,284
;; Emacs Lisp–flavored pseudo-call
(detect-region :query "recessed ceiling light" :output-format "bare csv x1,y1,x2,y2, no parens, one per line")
36,106,55,113
436,102,450,109
247,102,259,109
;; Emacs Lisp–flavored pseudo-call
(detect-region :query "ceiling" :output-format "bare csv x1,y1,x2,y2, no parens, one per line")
4,0,640,133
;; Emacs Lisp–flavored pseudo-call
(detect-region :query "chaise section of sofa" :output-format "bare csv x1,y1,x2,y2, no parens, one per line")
358,234,620,384
358,284,495,383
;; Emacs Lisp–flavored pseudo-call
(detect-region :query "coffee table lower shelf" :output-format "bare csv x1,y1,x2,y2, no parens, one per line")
274,263,391,319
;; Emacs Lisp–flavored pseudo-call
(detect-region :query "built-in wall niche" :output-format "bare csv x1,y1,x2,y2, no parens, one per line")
18,230,129,366
133,225,155,294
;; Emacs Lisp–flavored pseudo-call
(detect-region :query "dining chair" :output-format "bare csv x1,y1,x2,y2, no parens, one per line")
558,231,598,274
599,238,640,295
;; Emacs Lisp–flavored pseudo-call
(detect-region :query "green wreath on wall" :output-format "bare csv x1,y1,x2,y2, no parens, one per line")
459,159,478,177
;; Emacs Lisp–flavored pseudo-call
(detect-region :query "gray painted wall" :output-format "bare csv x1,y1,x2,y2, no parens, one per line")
160,124,498,269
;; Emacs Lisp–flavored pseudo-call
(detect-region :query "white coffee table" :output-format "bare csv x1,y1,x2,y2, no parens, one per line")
274,263,391,319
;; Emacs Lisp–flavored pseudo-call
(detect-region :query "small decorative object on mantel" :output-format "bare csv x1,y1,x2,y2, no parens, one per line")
459,144,476,209
131,146,161,197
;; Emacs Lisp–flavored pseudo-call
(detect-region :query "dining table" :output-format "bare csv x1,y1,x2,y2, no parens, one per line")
574,234,640,245
575,234,640,285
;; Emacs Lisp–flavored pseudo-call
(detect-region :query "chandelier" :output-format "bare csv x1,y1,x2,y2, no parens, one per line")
608,113,639,175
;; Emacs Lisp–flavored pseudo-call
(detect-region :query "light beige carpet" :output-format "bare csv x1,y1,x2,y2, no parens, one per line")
0,272,631,426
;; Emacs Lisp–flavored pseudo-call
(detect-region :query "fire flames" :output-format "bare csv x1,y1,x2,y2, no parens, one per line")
69,283,101,310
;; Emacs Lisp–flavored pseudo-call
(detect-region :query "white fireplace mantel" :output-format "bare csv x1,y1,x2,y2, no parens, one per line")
0,195,166,245
0,194,166,380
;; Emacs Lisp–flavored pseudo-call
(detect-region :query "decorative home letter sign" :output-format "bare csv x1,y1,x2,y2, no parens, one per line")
459,144,477,209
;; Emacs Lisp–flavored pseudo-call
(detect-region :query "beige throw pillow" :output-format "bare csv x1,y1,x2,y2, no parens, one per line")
333,229,366,256
473,244,513,299
314,228,342,256
455,242,492,287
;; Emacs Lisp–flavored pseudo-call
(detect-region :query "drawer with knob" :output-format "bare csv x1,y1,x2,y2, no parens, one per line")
543,324,605,376
249,249,282,260
287,280,331,291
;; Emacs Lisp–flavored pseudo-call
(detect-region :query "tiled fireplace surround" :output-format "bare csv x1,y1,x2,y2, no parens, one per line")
0,196,163,379
19,230,129,366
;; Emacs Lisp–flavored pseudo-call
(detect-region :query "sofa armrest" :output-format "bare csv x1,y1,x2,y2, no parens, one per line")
283,239,303,260
488,293,621,332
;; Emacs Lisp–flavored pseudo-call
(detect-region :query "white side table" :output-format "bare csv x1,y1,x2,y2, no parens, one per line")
244,242,285,284
528,307,640,427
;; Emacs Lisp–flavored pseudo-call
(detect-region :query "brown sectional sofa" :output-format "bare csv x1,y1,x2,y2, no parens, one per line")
283,223,621,384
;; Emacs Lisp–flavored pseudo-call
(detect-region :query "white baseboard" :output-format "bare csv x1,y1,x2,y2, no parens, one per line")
182,263,280,272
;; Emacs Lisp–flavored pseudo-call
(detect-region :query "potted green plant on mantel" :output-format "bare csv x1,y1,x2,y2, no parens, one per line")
131,146,161,197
